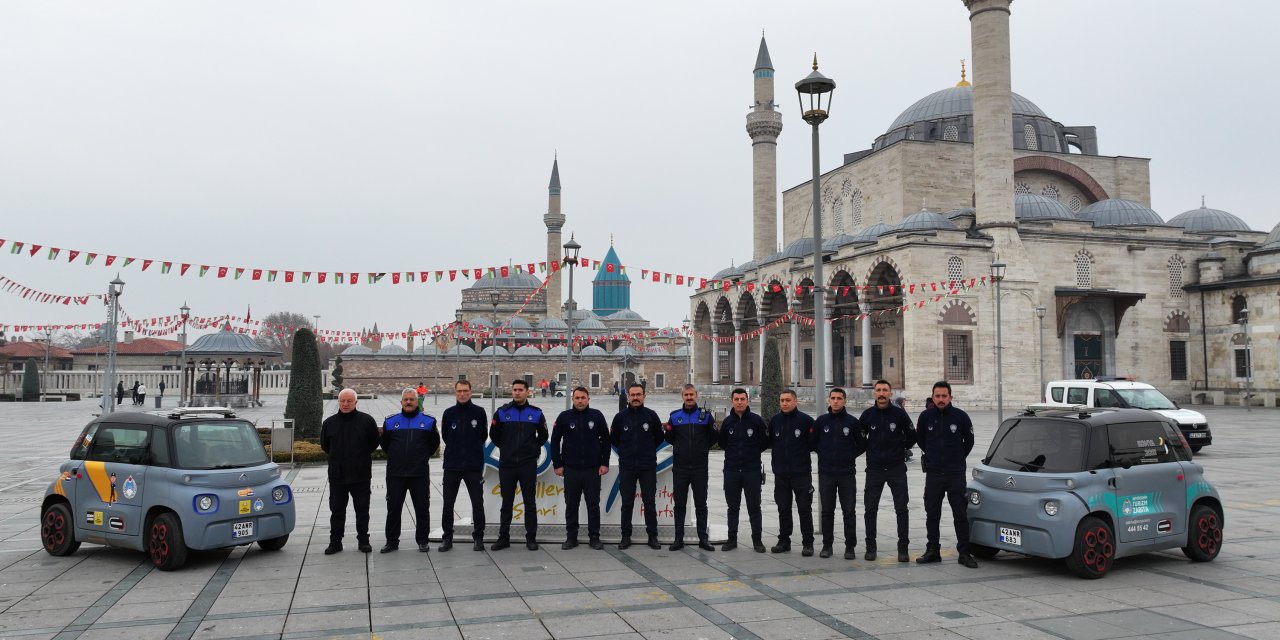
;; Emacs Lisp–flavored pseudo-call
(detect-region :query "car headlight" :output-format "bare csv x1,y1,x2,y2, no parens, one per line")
272,485,292,505
194,494,218,514
1044,500,1060,517
971,468,983,480
968,490,981,506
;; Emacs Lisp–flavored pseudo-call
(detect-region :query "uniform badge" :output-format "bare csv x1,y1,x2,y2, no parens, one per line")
122,476,138,500
588,421,594,428
624,425,630,431
794,429,801,438
642,423,649,432
889,423,896,432
746,428,753,437
842,427,849,436
950,424,958,433
823,426,830,433
871,424,877,430
529,415,535,421
470,419,477,428
451,423,457,430
928,425,934,431
570,423,576,430
728,428,735,435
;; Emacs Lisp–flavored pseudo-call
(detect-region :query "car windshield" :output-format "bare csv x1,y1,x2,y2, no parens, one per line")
1114,388,1177,411
173,422,268,469
985,418,1086,473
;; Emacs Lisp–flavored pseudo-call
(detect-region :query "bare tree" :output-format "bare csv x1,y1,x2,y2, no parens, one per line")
254,312,314,358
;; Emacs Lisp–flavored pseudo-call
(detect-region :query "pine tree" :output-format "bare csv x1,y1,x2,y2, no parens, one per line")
331,356,344,392
285,329,324,440
761,336,782,420
21,359,40,401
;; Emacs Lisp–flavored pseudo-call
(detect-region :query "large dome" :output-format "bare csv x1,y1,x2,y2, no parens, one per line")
1167,204,1251,233
873,82,1065,153
468,271,542,290
1077,199,1164,227
894,208,957,232
887,86,1048,131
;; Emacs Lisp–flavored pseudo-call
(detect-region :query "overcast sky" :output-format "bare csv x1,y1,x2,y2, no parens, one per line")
2,0,1276,343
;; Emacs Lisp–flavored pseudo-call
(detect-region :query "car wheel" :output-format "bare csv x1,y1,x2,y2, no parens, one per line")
148,512,189,571
40,503,80,556
1190,446,1203,453
257,535,289,551
1065,516,1114,579
970,543,999,559
1182,503,1223,562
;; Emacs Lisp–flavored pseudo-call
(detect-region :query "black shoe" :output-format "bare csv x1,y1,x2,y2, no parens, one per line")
358,542,373,553
473,539,486,552
379,543,398,554
916,549,941,564
589,538,604,550
864,549,876,561
721,540,738,552
647,536,661,550
419,544,430,552
771,541,790,554
801,545,815,557
324,543,342,555
698,540,715,552
562,539,578,550
669,540,684,551
753,540,767,553
844,548,855,560
958,553,979,569
819,546,833,558
898,544,911,563
438,539,453,552
526,540,539,551
618,536,631,550
491,538,510,551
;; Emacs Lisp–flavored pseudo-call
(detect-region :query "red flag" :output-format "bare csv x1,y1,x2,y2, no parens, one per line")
392,272,401,284
252,269,262,281
675,274,682,285
285,271,294,283
106,255,117,266
350,272,358,285
142,259,153,271
67,250,80,262
550,261,559,272
318,272,327,284
28,244,42,256
606,263,615,273
217,266,228,278
500,266,509,277
180,263,191,276
473,269,481,279
449,270,457,281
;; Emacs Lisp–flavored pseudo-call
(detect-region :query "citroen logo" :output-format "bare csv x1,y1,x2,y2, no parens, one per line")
240,473,249,482
1005,476,1015,487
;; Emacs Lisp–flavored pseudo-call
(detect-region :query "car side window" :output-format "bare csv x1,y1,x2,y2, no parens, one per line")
1085,427,1111,470
1066,387,1089,404
1050,387,1064,402
1095,389,1121,408
150,429,172,467
1160,422,1192,461
71,424,99,461
1108,422,1176,467
85,425,151,465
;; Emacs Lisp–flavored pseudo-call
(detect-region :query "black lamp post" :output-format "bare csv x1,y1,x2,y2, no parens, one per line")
796,55,835,403
562,234,582,409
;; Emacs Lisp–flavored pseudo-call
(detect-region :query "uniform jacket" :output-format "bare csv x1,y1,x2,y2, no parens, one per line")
320,410,381,483
380,409,440,477
441,401,488,472
609,405,664,469
664,405,717,470
916,404,974,475
489,401,548,469
859,403,916,471
717,409,770,473
550,407,611,470
767,409,816,476
813,408,865,476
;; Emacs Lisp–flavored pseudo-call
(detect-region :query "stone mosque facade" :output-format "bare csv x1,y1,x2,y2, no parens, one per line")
690,0,1280,409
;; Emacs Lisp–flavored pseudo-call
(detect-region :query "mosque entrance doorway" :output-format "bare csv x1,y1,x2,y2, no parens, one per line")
1073,333,1103,378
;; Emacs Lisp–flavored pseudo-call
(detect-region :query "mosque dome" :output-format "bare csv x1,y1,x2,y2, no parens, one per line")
413,344,438,355
1015,194,1076,220
505,317,533,331
479,345,509,356
341,344,373,355
1167,203,1251,233
850,223,892,243
886,86,1048,132
576,317,607,332
823,233,860,250
468,271,542,290
610,309,646,321
613,346,641,357
568,309,599,322
894,208,958,232
782,237,816,259
547,345,569,355
514,345,544,355
377,344,407,356
1077,199,1164,227
645,345,670,355
759,250,788,265
537,316,568,331
446,344,476,355
580,345,607,355
712,264,745,280
468,317,493,329
738,260,759,272
1260,222,1280,250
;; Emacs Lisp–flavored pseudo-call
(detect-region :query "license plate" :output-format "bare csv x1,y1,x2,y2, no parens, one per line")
999,527,1022,546
1187,432,1207,438
232,521,254,539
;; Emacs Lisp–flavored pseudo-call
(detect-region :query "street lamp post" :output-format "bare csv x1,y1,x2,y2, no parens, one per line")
489,291,500,416
1241,307,1252,412
991,262,1007,423
1035,305,1046,401
797,55,835,407
180,302,190,407
562,235,582,410
683,316,692,384
100,276,124,414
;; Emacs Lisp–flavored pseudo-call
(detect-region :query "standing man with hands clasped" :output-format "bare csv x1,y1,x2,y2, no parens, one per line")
550,387,610,550
380,388,440,553
768,389,817,556
719,387,770,553
439,380,488,552
859,379,916,562
489,380,548,551
610,383,665,550
320,388,381,555
814,387,865,560
915,381,978,569
664,384,717,552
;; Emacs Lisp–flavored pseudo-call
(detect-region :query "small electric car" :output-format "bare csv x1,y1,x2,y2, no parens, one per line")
966,405,1223,579
40,408,295,570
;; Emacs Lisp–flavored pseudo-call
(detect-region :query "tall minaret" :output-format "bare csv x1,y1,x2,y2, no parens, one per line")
543,156,565,319
746,35,783,262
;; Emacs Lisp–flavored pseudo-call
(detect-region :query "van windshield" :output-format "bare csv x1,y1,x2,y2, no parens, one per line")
1114,388,1177,411
986,419,1086,473
174,422,269,469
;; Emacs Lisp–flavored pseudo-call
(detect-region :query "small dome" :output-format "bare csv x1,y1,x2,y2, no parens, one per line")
413,344,438,355
945,207,977,219
1167,204,1251,233
468,317,493,328
1015,194,1076,220
738,259,759,272
894,208,958,232
712,264,745,280
822,233,860,250
645,345,670,354
514,345,543,355
614,346,641,357
577,317,607,332
782,237,816,259
850,223,892,243
580,345,607,355
505,317,533,331
547,345,569,355
468,270,542,290
377,344,407,356
568,309,599,322
342,344,373,355
446,344,476,355
1078,199,1164,227
609,309,645,321
759,250,788,265
479,345,509,356
537,317,568,331
675,345,690,356
1260,222,1280,250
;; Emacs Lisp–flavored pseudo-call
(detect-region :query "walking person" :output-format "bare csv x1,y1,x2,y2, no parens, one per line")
550,387,610,550
814,388,865,559
439,380,488,551
610,383,665,550
767,389,816,555
380,388,440,553
718,387,770,552
489,380,548,551
915,381,978,568
136,382,146,407
157,380,166,400
320,389,380,554
131,381,140,405
116,381,124,406
664,384,717,552
859,379,916,562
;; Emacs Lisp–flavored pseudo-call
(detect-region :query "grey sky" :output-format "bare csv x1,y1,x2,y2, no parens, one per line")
2,0,1275,344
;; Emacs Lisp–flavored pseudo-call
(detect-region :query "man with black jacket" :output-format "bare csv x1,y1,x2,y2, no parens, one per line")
768,389,817,556
915,381,978,568
489,379,548,551
718,387,769,553
859,380,916,562
609,383,665,550
439,380,488,552
814,387,865,560
380,388,441,553
551,387,610,550
319,389,381,554
664,384,717,552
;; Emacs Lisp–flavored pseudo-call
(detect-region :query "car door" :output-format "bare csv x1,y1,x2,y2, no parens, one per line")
78,423,151,537
1107,421,1186,543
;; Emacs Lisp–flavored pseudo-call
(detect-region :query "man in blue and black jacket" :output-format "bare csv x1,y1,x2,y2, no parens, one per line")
718,387,770,553
609,383,665,550
489,379,548,551
859,379,916,562
380,388,441,554
915,381,977,568
664,384,718,552
814,387,865,560
767,389,817,556
439,380,488,552
550,387,610,550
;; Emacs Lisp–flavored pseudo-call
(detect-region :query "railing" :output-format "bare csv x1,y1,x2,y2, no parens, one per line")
2,369,329,396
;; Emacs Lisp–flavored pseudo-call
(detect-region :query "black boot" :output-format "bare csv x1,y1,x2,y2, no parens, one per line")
916,546,941,564
898,542,910,563
752,538,767,553
698,539,715,552
438,538,453,552
618,536,632,550
771,539,791,554
669,538,684,551
647,535,661,550
721,539,738,552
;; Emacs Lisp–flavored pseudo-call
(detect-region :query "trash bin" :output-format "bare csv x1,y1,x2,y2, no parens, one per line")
154,396,162,408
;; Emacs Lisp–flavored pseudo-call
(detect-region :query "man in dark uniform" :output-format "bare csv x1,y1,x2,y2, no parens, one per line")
915,381,978,568
550,387,610,550
814,387,865,559
380,388,440,553
718,387,769,552
489,379,548,551
768,389,817,556
439,380,488,552
319,388,380,554
859,379,916,562
610,383,665,550
664,384,717,552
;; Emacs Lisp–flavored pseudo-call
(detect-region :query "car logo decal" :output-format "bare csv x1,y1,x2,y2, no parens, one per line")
238,488,254,497
1005,476,1015,487
239,473,249,482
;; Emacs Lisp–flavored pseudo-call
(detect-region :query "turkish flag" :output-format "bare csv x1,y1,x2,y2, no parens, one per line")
252,269,262,281
217,266,228,278
285,272,294,283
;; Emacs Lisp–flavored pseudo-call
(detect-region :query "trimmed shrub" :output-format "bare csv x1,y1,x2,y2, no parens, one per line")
284,329,324,440
21,359,40,401
760,337,782,420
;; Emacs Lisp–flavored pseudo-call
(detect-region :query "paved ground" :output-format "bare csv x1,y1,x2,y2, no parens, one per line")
1,396,1279,639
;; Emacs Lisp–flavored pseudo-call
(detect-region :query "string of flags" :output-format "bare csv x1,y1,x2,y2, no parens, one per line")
0,273,104,306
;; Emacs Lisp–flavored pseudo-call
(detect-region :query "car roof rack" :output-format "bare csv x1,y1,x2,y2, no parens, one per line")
1023,403,1092,418
165,407,237,419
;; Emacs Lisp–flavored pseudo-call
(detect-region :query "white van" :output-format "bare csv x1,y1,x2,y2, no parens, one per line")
1044,379,1212,452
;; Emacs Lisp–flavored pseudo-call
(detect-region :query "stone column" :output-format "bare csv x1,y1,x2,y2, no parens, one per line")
823,296,835,387
733,321,743,385
861,303,873,388
789,315,800,385
711,328,720,384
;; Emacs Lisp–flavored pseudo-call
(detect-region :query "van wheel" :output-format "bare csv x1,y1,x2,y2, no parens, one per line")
40,503,80,556
970,543,999,559
147,513,189,571
1065,516,1114,579
1182,504,1223,562
1190,446,1203,453
258,535,289,551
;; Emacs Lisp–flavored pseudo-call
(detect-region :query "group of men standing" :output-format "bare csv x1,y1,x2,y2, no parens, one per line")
319,378,978,569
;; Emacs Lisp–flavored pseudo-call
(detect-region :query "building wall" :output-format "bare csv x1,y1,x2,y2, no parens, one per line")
341,356,687,397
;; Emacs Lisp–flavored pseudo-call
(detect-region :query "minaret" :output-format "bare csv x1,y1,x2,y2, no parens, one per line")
747,35,783,262
543,156,565,319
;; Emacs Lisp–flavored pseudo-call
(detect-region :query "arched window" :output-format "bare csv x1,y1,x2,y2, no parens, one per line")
947,256,963,283
1074,251,1093,288
1041,184,1061,200
1067,196,1083,212
1015,180,1032,195
1231,295,1248,324
850,190,863,228
1168,256,1186,299
831,198,844,233
1024,124,1039,150
841,177,853,198
943,125,959,141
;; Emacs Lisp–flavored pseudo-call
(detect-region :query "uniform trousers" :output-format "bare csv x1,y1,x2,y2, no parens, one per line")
818,472,857,548
617,466,657,538
385,474,431,545
562,466,601,541
723,468,763,541
498,464,538,540
672,467,709,542
864,465,910,549
774,472,814,545
923,472,970,552
441,469,485,541
328,480,371,544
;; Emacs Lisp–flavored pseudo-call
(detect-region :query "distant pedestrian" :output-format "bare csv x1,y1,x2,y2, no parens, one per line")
131,381,140,405
116,381,125,406
136,383,147,407
157,380,166,398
